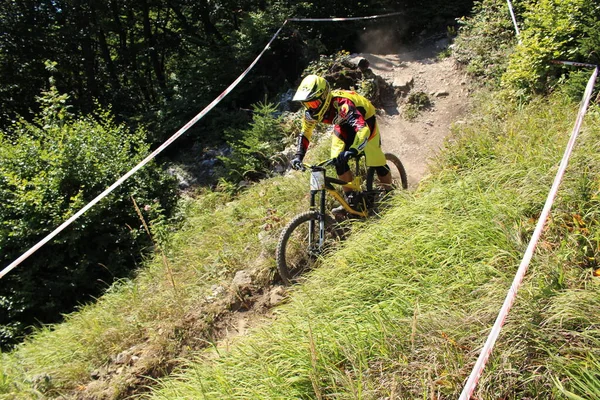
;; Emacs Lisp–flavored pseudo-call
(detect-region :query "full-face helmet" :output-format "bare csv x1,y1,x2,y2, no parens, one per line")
292,74,332,122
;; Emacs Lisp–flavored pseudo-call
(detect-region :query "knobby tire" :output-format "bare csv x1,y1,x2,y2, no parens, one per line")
366,152,408,191
276,211,342,285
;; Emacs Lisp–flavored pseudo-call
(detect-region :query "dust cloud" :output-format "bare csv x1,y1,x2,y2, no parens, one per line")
356,23,408,54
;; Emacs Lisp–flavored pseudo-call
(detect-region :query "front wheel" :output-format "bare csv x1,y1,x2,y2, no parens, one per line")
366,153,408,191
276,211,343,285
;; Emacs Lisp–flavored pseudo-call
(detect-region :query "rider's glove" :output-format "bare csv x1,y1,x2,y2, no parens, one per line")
291,155,304,171
336,148,358,166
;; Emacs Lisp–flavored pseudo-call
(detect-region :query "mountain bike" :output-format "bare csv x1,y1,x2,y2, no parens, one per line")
276,152,407,285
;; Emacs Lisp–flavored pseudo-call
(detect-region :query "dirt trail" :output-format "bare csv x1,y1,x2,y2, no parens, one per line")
356,47,472,187
212,46,475,358
74,45,474,400
207,46,475,360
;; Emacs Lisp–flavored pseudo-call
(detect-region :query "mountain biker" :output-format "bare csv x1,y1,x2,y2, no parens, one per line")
290,74,392,208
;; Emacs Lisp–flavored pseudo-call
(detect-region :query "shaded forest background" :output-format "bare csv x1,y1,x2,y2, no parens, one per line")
0,0,474,348
0,0,473,142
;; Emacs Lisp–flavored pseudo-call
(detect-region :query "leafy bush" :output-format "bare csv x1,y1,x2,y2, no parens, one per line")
452,0,518,84
0,87,178,349
302,51,374,98
302,51,353,78
501,0,600,99
299,51,394,107
218,102,288,187
403,91,432,120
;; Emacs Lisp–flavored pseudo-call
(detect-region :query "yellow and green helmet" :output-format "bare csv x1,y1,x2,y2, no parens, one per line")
292,74,332,122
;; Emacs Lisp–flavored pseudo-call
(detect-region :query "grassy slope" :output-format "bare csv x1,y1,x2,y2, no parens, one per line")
147,92,600,399
1,92,599,399
0,141,331,398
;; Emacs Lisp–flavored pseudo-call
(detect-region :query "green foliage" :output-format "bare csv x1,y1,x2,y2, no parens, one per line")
0,88,178,349
556,354,600,399
453,0,600,99
354,77,375,99
452,0,518,84
4,92,600,399
0,0,308,142
0,0,478,154
403,91,432,120
0,141,319,397
217,102,288,188
300,51,388,103
502,0,600,99
303,51,352,77
303,51,370,94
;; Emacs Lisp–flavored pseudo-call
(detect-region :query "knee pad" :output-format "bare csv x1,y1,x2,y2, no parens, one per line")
374,165,390,176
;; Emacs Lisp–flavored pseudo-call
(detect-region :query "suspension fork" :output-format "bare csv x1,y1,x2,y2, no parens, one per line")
309,188,327,249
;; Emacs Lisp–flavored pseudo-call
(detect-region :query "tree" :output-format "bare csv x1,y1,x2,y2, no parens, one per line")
502,0,600,98
0,85,178,349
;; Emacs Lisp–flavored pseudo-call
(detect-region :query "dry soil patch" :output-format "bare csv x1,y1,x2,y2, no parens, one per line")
358,52,472,187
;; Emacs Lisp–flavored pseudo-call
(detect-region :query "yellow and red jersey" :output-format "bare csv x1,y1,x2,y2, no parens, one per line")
296,90,385,167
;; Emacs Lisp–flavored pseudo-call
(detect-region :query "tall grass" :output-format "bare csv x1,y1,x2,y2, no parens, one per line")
0,143,331,398
146,93,600,399
2,92,599,399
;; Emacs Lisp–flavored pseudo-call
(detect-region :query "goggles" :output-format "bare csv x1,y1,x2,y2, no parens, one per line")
302,99,322,110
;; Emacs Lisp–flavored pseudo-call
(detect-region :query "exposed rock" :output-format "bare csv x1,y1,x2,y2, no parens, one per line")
393,74,414,89
269,286,287,306
238,180,251,189
32,373,52,392
348,56,370,71
208,284,226,302
232,270,252,289
115,351,132,365
257,230,269,241
277,89,297,112
166,166,194,190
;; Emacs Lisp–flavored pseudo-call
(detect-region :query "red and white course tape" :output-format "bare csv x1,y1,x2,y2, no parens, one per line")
506,0,521,42
552,60,598,69
0,21,290,280
0,10,404,279
288,11,403,22
459,65,598,400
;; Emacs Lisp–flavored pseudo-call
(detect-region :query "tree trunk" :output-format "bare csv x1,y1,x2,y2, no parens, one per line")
167,0,204,44
126,7,152,104
141,0,167,92
198,0,223,42
92,6,121,91
75,0,99,110
110,0,128,60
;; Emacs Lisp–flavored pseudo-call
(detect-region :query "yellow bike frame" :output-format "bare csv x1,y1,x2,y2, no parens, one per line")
324,176,369,218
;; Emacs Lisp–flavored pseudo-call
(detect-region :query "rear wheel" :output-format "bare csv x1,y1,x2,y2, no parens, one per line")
276,211,342,285
366,153,408,191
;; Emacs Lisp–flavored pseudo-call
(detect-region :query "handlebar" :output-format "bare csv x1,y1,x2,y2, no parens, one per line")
299,153,363,171
297,158,333,172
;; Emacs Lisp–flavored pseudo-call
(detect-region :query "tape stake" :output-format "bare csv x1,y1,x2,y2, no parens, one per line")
0,21,288,280
458,66,598,400
506,0,521,42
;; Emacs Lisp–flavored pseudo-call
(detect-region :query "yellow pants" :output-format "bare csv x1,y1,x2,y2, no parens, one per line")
330,125,386,167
